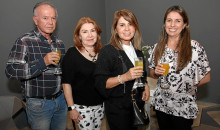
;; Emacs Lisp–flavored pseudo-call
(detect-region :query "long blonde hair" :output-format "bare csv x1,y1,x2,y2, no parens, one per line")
110,9,142,50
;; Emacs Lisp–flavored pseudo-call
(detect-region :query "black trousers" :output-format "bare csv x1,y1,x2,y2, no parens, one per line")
155,110,194,130
105,95,137,130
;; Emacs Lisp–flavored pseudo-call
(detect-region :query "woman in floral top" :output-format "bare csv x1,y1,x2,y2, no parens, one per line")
149,5,211,130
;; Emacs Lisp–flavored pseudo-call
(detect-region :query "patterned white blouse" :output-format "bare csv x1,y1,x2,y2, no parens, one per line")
148,40,211,119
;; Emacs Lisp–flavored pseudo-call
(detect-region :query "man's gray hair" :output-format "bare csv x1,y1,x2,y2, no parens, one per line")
33,1,58,18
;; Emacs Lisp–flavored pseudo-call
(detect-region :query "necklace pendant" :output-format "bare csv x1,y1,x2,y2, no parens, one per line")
92,58,97,62
85,48,97,62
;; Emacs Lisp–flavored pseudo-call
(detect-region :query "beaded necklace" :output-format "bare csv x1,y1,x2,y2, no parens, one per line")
85,49,97,62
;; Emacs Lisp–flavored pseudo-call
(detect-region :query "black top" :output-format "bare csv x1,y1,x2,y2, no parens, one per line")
61,47,103,106
94,44,147,99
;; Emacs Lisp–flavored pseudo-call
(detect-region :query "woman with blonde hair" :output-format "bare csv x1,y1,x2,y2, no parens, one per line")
94,9,150,130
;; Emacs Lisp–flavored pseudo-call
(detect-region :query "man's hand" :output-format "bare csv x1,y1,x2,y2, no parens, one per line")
43,52,60,66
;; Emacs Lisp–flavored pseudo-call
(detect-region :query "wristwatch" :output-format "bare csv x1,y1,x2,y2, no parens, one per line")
68,105,75,111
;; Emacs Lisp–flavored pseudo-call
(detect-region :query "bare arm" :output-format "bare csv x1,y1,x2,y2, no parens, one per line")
150,69,159,79
62,83,82,124
142,83,150,101
62,83,74,107
197,72,211,87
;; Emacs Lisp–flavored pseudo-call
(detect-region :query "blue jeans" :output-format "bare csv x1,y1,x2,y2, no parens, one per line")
26,93,67,130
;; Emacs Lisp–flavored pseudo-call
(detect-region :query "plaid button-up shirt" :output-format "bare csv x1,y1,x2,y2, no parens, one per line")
5,28,65,97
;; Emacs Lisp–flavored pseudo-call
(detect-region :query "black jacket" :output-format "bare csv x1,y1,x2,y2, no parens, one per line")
94,44,147,99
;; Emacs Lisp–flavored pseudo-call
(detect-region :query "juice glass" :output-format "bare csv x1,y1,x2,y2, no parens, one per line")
52,48,62,75
53,48,61,63
134,57,144,87
135,58,143,70
161,63,169,76
160,61,170,89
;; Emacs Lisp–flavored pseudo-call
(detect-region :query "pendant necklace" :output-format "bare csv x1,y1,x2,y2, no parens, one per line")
85,48,97,62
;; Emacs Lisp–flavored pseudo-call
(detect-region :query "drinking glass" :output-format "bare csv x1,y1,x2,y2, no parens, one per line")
160,59,170,89
134,57,144,87
52,48,62,75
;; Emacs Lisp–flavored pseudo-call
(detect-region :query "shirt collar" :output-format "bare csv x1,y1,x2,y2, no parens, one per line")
121,41,133,48
34,27,56,43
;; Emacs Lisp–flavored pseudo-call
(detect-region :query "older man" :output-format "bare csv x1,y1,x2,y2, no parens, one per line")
5,1,67,130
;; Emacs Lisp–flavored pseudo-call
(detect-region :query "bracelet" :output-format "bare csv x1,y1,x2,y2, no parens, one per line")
117,75,124,84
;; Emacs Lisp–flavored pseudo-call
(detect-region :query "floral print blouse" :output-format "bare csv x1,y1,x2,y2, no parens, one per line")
148,40,211,119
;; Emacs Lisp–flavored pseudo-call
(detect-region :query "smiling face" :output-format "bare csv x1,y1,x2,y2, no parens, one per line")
33,5,56,39
116,17,135,45
165,11,186,39
79,23,97,48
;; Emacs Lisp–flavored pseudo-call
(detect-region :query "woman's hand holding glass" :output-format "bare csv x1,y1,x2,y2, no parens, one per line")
154,64,166,75
119,57,143,85
155,61,170,89
121,65,143,83
133,66,143,79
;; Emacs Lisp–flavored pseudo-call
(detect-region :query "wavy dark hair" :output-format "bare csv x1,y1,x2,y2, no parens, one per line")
73,17,102,54
154,5,192,72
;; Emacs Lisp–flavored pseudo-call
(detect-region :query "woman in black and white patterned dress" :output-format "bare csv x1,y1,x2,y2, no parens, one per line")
149,5,211,130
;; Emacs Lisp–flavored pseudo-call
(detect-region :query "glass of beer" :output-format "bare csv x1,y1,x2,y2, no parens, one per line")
135,57,143,71
53,48,61,64
160,59,170,89
161,63,169,76
134,57,144,87
52,48,62,75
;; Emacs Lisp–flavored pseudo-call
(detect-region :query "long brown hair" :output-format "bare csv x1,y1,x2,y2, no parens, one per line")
110,9,142,50
154,5,192,72
73,17,102,54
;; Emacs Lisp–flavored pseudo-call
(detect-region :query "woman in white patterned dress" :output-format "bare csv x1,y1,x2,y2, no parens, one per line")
149,5,211,130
